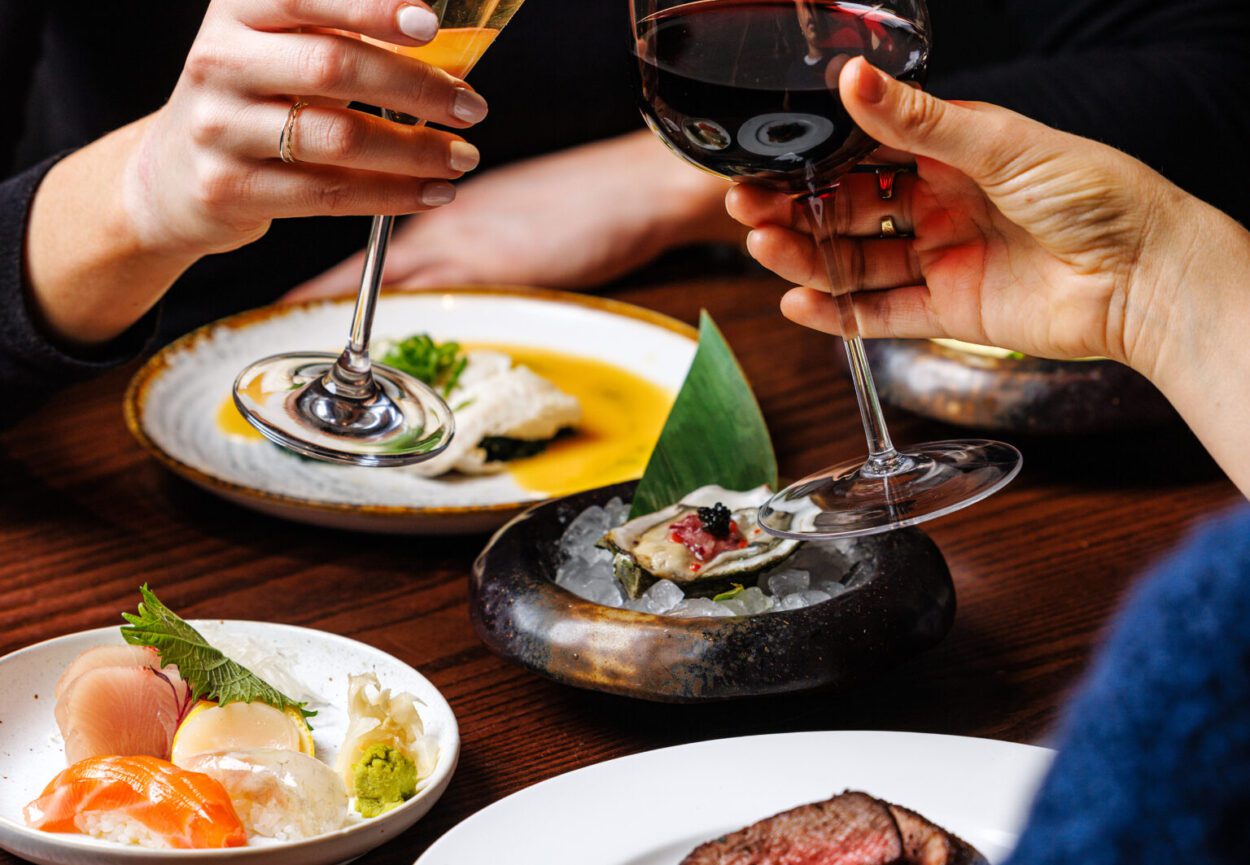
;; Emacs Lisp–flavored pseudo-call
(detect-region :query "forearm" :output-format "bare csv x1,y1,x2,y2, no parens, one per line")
616,129,744,249
25,115,200,348
1135,196,1250,498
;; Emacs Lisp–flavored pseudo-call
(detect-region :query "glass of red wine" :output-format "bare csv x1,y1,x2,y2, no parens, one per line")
630,0,1021,538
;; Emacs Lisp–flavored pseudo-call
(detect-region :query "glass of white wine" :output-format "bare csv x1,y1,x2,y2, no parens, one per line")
232,0,525,466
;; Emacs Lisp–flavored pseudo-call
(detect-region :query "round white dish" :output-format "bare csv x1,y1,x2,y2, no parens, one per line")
0,621,459,865
125,286,697,535
415,730,1053,865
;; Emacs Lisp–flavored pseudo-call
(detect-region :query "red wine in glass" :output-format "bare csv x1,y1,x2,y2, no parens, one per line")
631,0,1021,539
636,0,927,192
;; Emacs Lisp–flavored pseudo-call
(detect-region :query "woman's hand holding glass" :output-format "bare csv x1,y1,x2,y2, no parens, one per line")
28,0,488,345
130,0,487,256
728,57,1250,496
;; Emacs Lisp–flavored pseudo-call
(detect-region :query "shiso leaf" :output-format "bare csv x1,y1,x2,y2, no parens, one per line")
629,312,778,518
121,585,315,721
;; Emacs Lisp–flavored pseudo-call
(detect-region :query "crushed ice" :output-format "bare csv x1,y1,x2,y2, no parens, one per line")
553,498,858,619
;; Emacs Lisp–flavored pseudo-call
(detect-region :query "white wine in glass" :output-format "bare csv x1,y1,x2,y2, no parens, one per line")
232,0,526,466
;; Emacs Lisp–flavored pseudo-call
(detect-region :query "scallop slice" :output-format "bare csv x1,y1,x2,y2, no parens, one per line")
170,701,314,767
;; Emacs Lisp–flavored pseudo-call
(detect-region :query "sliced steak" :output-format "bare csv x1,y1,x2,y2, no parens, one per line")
681,790,906,865
886,804,988,865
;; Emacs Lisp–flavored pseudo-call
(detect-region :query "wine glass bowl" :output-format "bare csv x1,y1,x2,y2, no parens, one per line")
633,0,929,193
630,0,1021,539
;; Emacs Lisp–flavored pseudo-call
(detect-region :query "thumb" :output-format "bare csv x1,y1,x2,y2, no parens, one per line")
839,57,1049,190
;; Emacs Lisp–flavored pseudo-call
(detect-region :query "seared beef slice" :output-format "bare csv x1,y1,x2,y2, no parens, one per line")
888,804,988,865
681,791,905,865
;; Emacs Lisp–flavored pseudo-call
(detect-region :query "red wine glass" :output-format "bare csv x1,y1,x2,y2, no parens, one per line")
630,0,1021,538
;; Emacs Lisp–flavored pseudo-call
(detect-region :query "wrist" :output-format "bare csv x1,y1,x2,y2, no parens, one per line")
25,119,201,347
1124,190,1250,393
630,130,744,248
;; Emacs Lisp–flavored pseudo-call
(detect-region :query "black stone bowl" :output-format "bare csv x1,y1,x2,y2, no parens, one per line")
470,481,955,703
864,339,1177,434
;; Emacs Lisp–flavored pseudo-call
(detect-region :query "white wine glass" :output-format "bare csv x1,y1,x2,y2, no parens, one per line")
233,0,525,466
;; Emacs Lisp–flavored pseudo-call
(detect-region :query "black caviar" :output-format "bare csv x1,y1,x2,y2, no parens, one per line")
698,503,733,538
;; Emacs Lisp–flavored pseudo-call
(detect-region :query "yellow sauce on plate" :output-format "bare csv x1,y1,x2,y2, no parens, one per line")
214,345,675,498
217,397,265,441
467,344,673,497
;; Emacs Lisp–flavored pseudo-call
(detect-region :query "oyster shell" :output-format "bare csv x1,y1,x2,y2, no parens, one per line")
601,485,799,598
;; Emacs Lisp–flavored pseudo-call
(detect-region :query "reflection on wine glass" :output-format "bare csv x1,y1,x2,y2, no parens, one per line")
630,0,1021,538
232,0,525,466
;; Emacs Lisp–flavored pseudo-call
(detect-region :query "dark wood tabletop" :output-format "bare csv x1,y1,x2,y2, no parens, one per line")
0,272,1241,864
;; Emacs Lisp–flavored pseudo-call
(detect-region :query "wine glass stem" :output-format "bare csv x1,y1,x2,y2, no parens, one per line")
329,108,406,399
801,188,905,478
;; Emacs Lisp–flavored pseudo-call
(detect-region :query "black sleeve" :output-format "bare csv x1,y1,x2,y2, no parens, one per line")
0,5,158,427
928,0,1250,225
0,1,44,174
0,155,159,427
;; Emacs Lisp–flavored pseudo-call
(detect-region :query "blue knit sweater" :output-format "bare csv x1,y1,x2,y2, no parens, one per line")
1005,505,1250,865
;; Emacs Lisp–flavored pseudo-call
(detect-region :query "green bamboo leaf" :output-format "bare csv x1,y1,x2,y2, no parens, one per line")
630,312,778,518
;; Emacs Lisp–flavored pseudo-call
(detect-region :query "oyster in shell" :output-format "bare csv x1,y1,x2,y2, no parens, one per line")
601,485,799,598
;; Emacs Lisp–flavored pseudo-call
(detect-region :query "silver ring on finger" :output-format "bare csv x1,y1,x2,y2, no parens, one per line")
879,215,900,238
279,100,308,164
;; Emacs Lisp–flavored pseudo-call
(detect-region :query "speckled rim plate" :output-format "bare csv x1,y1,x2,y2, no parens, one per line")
415,731,1054,865
124,286,697,535
0,621,459,865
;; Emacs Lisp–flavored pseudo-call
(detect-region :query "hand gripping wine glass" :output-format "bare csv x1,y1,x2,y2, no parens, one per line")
233,0,524,466
630,0,1021,537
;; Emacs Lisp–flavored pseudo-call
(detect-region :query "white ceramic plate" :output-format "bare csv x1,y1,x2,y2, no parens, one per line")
126,286,697,535
415,731,1053,865
0,622,459,865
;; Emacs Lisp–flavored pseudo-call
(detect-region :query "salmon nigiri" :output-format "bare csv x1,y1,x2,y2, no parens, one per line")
24,755,247,849
55,646,192,764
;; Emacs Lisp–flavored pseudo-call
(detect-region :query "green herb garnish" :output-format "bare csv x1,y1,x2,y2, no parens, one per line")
713,584,745,603
380,334,468,396
121,585,314,721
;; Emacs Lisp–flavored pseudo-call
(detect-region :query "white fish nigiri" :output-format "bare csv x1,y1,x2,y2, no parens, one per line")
54,645,192,764
181,749,348,840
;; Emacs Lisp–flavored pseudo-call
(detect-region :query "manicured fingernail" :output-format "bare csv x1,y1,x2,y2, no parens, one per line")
857,61,889,104
397,5,439,42
449,141,480,172
422,182,456,206
745,230,762,258
452,88,489,123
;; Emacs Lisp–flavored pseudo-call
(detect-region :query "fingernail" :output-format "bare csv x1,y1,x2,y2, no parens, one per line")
397,5,439,42
422,182,456,206
452,88,489,123
449,141,480,172
857,62,889,105
745,230,762,258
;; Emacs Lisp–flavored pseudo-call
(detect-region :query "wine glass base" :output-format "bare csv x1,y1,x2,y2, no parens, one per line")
759,439,1022,540
233,352,455,467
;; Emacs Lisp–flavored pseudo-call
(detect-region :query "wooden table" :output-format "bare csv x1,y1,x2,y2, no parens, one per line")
0,273,1240,864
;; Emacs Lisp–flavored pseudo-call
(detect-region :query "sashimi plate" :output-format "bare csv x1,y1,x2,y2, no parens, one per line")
415,731,1053,865
0,622,459,865
125,286,697,535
